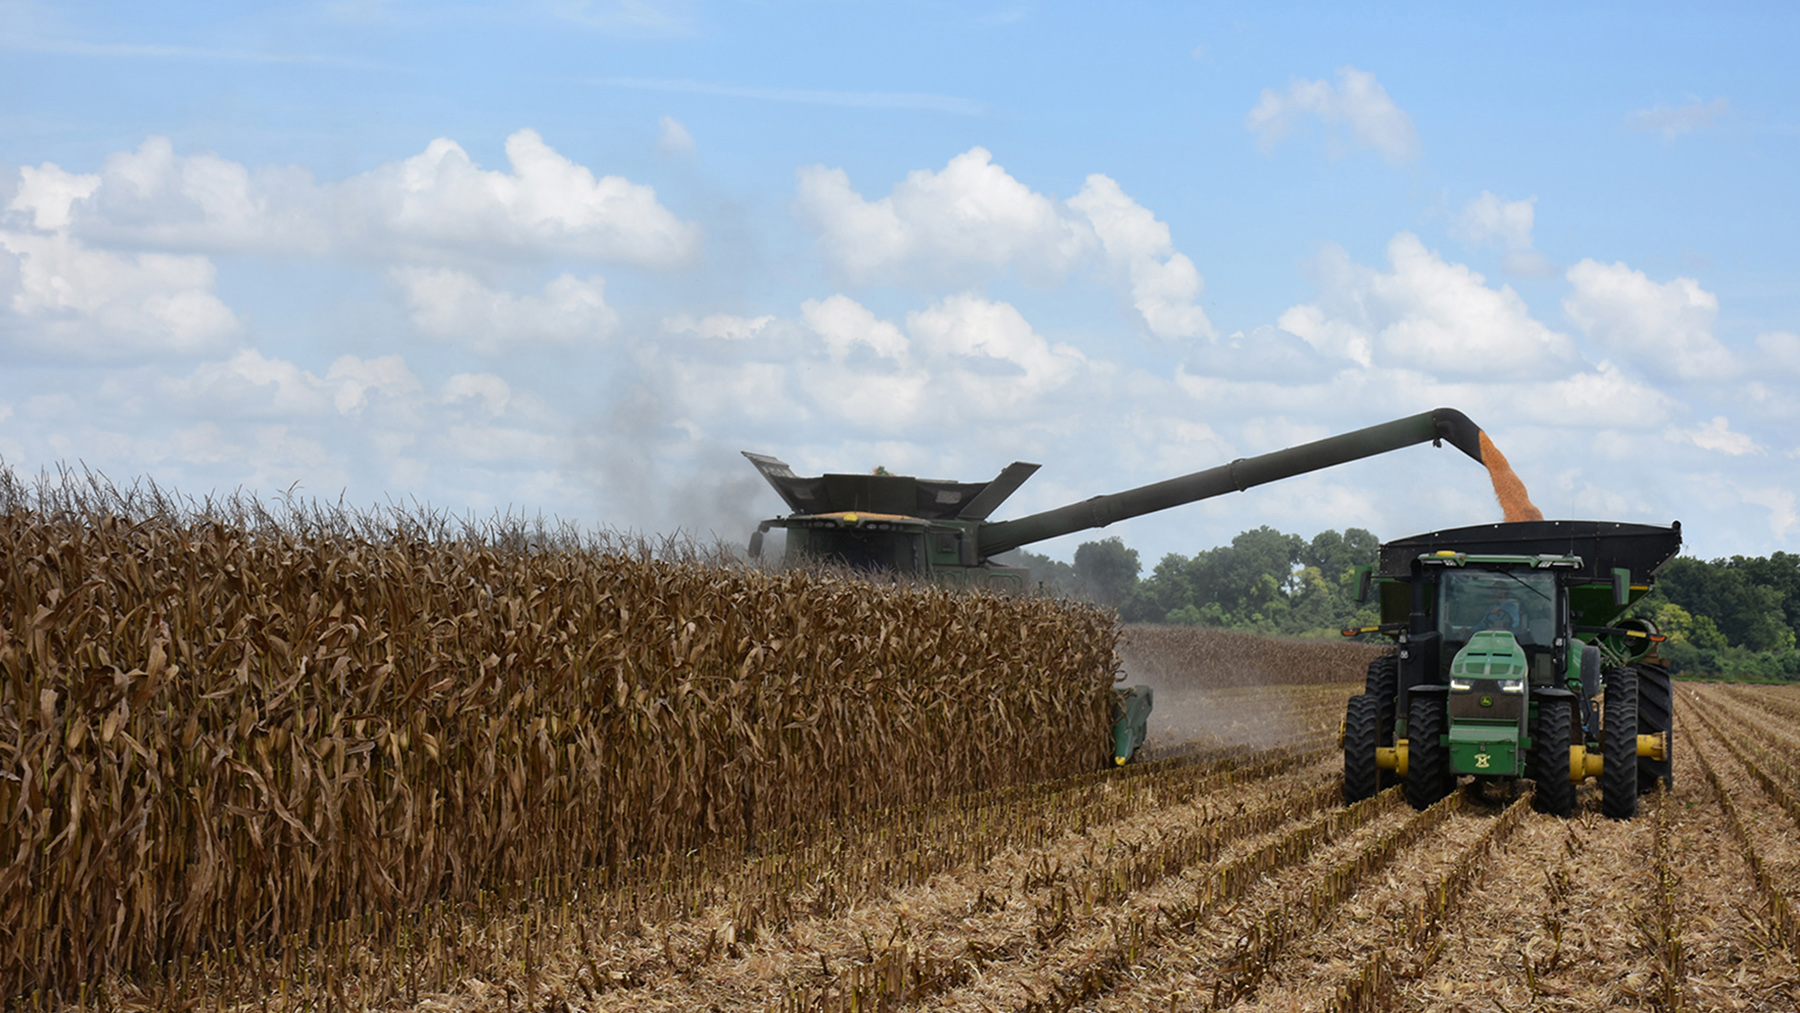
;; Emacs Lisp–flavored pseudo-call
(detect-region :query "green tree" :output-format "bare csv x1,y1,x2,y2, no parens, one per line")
1658,556,1792,651
1005,547,1076,592
1074,536,1141,607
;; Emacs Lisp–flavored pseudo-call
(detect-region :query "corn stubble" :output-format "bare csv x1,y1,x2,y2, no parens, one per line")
0,471,1117,1002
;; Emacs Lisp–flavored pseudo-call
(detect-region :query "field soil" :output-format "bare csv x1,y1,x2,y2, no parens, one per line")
87,653,1800,1011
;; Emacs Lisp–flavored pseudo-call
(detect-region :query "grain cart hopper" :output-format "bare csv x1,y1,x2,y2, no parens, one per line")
745,408,1497,766
1341,521,1682,819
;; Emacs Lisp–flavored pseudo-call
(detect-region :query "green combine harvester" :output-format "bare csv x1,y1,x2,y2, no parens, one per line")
1341,521,1682,818
746,407,1536,767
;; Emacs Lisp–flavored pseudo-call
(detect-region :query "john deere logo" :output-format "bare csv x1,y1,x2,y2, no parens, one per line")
1475,752,1492,769
1479,695,1494,707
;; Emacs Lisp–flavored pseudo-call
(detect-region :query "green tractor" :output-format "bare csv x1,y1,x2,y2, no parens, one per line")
1341,521,1683,818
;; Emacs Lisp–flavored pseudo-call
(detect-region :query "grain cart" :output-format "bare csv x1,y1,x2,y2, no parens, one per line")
745,408,1499,765
1340,521,1682,819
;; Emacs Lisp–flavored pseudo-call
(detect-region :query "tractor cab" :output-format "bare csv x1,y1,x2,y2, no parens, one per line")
1433,562,1561,683
1416,555,1581,781
1346,520,1682,820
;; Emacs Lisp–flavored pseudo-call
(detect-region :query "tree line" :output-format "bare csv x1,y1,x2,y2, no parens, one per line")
1008,532,1800,680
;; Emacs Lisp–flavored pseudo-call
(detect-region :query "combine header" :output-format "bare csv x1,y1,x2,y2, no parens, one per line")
746,408,1504,765
1342,521,1683,818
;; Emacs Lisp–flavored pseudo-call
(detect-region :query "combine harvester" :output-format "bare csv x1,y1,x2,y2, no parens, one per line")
1341,520,1681,819
743,407,1627,766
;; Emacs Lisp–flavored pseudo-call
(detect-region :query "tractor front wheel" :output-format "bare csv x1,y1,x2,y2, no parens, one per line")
1602,665,1641,819
1404,693,1453,811
1343,693,1381,804
1532,698,1576,818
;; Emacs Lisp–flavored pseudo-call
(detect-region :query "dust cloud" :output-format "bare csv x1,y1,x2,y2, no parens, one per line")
1116,626,1383,758
567,384,773,556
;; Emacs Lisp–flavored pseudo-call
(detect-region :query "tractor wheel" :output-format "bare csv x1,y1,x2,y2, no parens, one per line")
1636,661,1675,794
1531,698,1576,818
1578,645,1602,734
1364,655,1400,789
1343,693,1381,804
1404,692,1453,811
1602,665,1641,820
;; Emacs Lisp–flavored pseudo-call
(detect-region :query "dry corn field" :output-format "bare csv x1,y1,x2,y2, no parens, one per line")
9,494,1800,1010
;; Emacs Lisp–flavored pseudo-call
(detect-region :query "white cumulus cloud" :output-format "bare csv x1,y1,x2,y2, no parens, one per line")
392,266,620,352
1668,416,1760,456
802,294,909,361
443,373,512,416
1066,174,1213,340
17,130,700,267
1451,191,1553,277
1563,259,1737,380
161,349,422,418
326,354,422,416
795,147,1089,286
794,148,1209,339
8,163,101,230
1278,232,1577,377
1246,66,1418,164
346,130,700,266
0,229,240,356
904,294,1086,413
73,136,331,253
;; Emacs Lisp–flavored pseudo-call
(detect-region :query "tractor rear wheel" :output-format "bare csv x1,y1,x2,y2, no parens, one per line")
1364,655,1399,790
1602,665,1641,819
1636,661,1675,794
1343,693,1381,804
1404,692,1453,811
1531,698,1576,818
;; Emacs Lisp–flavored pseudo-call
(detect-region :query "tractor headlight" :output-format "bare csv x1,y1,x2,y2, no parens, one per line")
1499,679,1525,694
1449,678,1472,691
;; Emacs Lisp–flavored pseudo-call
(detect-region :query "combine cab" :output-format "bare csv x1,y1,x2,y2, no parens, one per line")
1342,521,1683,818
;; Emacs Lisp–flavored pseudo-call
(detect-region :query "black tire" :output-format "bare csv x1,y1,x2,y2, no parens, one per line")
1343,694,1381,804
1531,697,1576,818
1578,645,1602,735
1601,665,1641,820
1636,661,1674,793
1404,692,1454,811
1364,655,1400,789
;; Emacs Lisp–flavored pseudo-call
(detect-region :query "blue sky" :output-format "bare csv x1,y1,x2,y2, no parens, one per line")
3,1,1796,567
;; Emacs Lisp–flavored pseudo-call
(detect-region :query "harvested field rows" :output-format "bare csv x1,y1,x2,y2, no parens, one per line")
43,679,1800,1011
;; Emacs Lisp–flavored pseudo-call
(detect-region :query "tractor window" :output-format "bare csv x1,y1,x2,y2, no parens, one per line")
1438,570,1555,649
